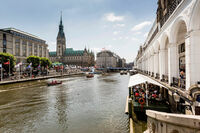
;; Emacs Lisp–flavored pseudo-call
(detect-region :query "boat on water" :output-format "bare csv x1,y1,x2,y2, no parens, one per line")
120,71,124,75
86,72,94,78
124,71,128,75
129,70,137,76
128,74,170,120
47,80,62,86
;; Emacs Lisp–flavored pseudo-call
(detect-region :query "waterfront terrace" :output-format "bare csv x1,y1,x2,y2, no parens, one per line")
134,0,200,115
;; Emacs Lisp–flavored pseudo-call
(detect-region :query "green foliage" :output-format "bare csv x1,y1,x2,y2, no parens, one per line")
0,52,16,73
40,57,52,67
27,56,52,69
27,56,40,68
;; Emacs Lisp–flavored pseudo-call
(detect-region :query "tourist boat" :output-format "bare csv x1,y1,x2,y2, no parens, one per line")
120,71,124,75
124,71,128,75
47,80,62,86
129,70,137,76
128,73,170,120
86,72,94,78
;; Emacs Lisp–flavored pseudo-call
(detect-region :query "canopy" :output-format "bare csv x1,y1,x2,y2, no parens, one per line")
128,73,167,88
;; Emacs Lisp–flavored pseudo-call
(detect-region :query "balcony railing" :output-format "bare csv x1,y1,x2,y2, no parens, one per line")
161,74,169,83
155,73,160,79
160,0,183,27
172,77,186,89
136,69,186,90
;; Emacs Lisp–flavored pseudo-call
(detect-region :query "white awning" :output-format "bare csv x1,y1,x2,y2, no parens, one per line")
128,73,167,88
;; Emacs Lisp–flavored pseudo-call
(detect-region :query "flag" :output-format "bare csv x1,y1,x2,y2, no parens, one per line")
27,63,32,69
15,62,22,68
4,61,10,65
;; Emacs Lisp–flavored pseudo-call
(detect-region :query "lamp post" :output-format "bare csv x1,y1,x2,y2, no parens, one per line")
0,57,2,81
173,92,180,112
8,59,10,77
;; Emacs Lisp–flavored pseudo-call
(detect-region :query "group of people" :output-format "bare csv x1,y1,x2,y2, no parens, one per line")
133,84,163,105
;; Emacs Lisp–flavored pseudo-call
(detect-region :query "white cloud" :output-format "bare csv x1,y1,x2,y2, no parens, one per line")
125,36,129,40
107,45,112,49
132,37,139,41
135,32,142,35
104,13,124,22
91,47,101,52
144,32,149,38
114,23,125,27
131,21,152,31
113,31,120,35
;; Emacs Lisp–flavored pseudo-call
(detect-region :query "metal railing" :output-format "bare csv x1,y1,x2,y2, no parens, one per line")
155,73,160,79
161,74,169,83
172,77,186,89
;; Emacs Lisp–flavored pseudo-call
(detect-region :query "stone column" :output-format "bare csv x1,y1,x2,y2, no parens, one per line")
26,41,29,57
42,46,44,57
37,45,40,56
185,30,200,90
168,43,178,85
151,55,154,73
20,39,23,57
154,52,159,74
32,43,34,56
159,49,166,79
12,37,15,55
147,57,150,72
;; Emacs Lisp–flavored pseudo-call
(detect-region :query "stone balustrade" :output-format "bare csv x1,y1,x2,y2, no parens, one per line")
145,110,200,133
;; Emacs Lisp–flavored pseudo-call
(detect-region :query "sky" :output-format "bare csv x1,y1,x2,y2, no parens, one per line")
0,0,157,62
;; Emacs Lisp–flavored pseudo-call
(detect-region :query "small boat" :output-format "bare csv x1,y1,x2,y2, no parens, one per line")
124,71,128,74
120,71,124,75
86,72,94,78
47,80,62,86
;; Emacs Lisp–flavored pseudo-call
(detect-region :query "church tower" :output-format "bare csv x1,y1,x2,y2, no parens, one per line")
56,13,66,57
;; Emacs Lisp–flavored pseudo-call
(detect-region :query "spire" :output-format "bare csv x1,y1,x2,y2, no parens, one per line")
60,11,62,25
57,11,65,39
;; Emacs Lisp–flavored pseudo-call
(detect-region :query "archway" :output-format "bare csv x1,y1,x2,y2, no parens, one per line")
175,20,187,76
164,37,169,75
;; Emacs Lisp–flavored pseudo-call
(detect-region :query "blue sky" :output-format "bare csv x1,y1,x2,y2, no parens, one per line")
0,0,157,62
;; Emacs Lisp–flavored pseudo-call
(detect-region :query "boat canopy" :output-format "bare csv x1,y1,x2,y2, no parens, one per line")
128,73,167,88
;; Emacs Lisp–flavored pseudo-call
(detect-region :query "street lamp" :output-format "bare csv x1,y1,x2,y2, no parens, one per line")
173,92,180,102
173,92,180,112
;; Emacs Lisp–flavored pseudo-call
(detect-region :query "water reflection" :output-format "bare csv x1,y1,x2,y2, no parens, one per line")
0,74,129,133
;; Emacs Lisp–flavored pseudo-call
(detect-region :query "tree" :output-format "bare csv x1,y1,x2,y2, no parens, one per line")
0,52,16,73
40,57,52,68
27,56,40,68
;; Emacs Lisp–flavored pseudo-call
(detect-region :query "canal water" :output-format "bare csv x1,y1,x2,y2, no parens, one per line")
0,73,131,133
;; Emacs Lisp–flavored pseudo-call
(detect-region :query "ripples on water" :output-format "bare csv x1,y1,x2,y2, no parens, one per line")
0,74,130,133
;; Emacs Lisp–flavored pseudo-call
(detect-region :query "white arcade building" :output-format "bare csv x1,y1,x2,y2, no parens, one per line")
135,0,200,115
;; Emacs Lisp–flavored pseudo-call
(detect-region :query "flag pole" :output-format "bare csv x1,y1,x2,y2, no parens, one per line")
1,64,2,81
8,59,10,77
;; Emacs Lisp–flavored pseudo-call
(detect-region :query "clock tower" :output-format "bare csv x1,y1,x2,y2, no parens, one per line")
56,13,66,57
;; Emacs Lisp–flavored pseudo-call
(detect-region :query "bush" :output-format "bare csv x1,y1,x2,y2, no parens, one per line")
0,52,16,73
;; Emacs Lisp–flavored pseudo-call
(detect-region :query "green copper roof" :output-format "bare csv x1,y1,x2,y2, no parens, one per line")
49,51,56,56
64,48,84,56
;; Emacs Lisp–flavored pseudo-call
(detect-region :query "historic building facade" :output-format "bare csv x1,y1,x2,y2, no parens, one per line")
96,50,126,68
134,0,200,115
0,28,49,63
49,16,95,67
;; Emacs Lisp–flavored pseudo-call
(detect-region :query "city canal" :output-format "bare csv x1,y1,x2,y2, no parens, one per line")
0,73,133,133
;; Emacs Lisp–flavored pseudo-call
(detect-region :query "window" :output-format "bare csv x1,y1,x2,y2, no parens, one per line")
22,41,27,56
34,45,37,55
15,38,20,56
3,34,6,53
178,43,185,54
39,46,42,57
29,43,32,55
